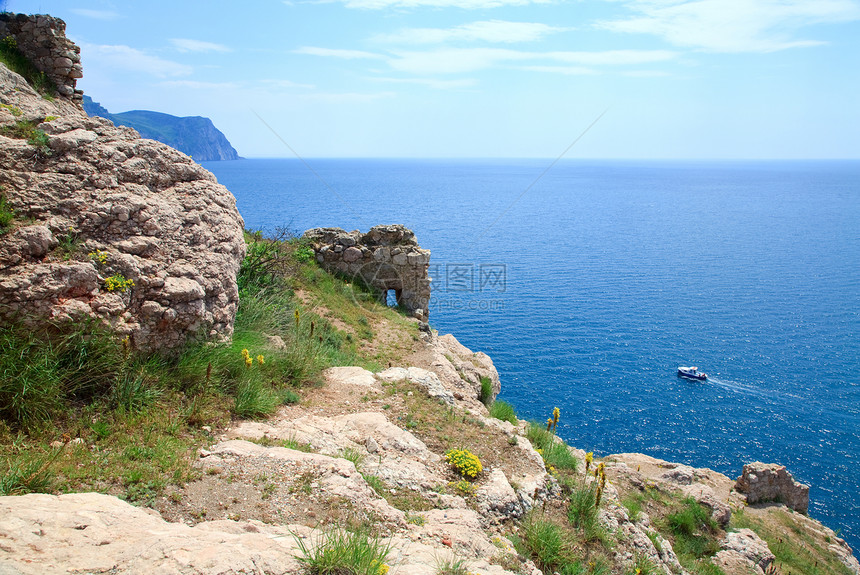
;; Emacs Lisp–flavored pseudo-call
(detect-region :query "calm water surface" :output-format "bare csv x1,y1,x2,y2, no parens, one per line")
204,158,860,550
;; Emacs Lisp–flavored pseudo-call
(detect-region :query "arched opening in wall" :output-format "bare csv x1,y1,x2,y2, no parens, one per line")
385,289,402,308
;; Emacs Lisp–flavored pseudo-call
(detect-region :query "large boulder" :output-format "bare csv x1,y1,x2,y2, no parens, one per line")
0,58,245,351
734,462,810,513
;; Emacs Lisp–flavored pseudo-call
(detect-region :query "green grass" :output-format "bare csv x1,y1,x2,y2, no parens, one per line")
0,231,376,502
657,497,723,575
730,508,852,575
567,479,603,541
0,193,14,234
489,399,517,425
517,514,566,572
527,422,579,472
436,556,472,575
0,36,57,96
294,525,392,575
479,375,493,406
0,118,51,154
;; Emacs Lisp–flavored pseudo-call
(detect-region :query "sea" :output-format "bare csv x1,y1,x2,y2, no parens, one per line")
202,158,860,551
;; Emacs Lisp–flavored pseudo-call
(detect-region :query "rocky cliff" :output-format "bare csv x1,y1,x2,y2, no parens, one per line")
83,96,241,162
0,16,245,352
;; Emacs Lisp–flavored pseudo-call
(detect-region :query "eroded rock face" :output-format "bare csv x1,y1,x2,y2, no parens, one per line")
735,462,810,513
713,528,775,575
0,61,245,351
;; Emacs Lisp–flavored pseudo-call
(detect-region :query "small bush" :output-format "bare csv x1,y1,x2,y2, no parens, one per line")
489,400,517,424
445,448,482,479
294,525,392,575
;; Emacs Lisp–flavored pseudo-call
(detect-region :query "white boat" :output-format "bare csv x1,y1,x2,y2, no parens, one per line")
678,366,707,380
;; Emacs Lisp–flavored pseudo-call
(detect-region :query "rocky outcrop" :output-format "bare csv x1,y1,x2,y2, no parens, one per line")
734,462,810,513
0,13,82,98
0,53,245,351
0,492,305,575
713,529,775,575
304,225,431,320
83,96,241,162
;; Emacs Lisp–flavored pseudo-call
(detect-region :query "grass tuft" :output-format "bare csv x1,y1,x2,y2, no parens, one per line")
489,400,517,425
294,525,392,575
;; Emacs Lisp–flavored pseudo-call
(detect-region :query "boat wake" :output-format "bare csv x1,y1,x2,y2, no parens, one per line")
706,377,771,400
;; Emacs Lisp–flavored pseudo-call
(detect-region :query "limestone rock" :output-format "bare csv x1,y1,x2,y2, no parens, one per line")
0,55,245,352
713,528,775,575
429,332,501,403
735,462,810,513
0,492,304,574
376,366,456,405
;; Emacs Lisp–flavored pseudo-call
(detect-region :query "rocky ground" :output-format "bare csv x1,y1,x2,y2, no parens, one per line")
1,322,857,575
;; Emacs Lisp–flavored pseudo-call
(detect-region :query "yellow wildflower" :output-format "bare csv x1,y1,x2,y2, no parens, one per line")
241,348,250,360
256,354,265,365
245,356,253,369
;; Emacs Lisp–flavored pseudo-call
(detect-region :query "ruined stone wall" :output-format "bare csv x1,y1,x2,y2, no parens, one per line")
303,225,431,320
0,13,83,99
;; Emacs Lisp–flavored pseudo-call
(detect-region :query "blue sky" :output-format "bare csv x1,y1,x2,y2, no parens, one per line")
5,0,860,158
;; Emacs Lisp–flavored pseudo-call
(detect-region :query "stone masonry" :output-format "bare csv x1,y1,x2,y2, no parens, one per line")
0,13,83,99
303,225,431,320
734,462,810,513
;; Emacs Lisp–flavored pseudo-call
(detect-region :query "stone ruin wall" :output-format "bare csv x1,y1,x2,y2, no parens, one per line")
0,13,83,99
303,225,431,321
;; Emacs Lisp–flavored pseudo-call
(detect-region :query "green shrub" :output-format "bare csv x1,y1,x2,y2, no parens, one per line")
489,399,517,424
294,525,392,575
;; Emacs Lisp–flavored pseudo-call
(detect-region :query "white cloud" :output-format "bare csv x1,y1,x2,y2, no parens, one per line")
597,0,860,53
374,76,479,88
337,0,549,8
263,79,317,90
160,80,239,89
547,49,677,66
387,47,677,74
69,9,120,20
170,38,232,53
296,91,397,103
521,65,599,75
80,44,192,78
293,46,386,59
376,20,568,44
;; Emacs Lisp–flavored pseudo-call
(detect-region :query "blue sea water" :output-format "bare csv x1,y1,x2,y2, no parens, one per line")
203,158,860,551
